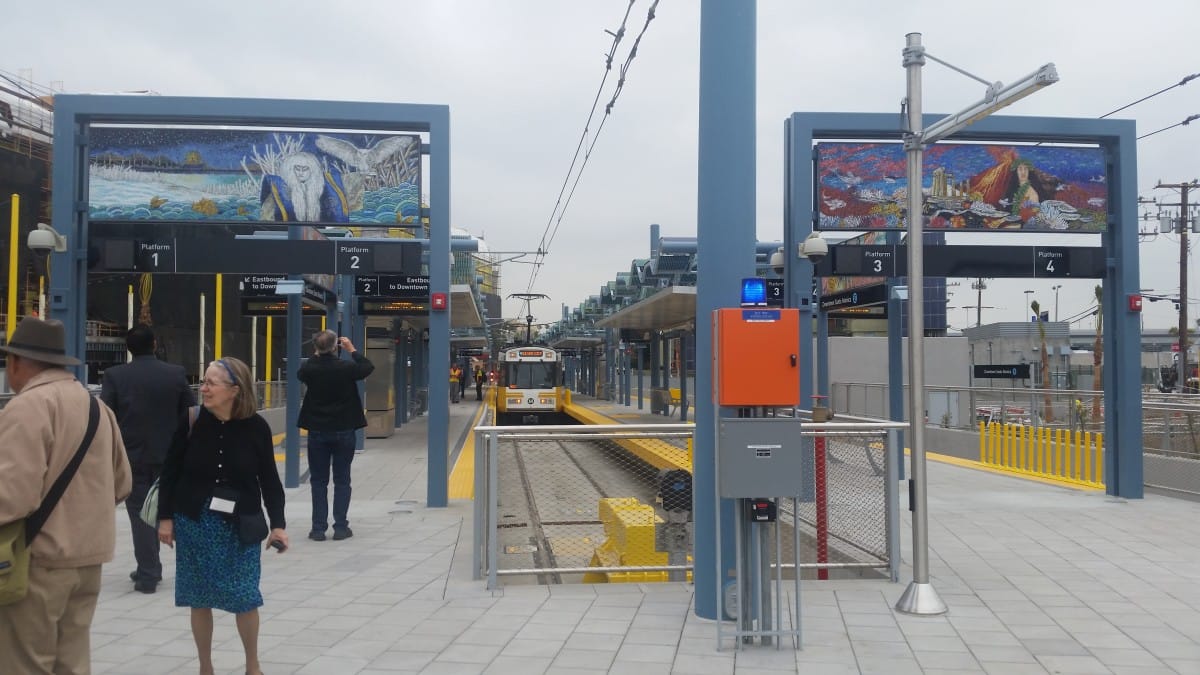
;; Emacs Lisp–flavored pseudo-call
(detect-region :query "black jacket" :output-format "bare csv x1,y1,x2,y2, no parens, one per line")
100,355,195,467
296,351,374,431
158,407,286,529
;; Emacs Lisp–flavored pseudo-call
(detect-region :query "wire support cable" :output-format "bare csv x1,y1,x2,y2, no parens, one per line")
524,1,660,298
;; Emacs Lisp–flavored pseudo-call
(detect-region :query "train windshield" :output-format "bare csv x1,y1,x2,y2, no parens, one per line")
506,362,559,389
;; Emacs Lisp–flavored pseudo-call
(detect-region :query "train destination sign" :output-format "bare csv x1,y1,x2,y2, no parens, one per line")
354,275,430,299
973,364,1031,379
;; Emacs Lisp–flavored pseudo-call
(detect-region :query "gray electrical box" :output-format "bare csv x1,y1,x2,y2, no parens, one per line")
717,418,807,498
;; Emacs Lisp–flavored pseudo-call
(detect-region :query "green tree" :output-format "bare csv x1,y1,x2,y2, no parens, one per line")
1032,300,1054,422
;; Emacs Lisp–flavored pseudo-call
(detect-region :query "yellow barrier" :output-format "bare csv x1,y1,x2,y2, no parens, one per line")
978,422,1104,488
582,497,692,583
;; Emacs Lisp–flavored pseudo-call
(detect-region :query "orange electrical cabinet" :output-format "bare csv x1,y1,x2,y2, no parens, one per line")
713,307,800,406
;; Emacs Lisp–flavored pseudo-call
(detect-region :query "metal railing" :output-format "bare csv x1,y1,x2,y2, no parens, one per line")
0,380,288,412
833,381,1107,433
472,421,900,589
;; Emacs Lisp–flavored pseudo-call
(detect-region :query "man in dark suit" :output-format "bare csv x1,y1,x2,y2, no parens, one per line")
297,330,374,541
100,324,194,593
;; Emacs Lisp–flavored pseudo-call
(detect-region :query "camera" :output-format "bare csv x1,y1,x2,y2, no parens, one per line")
768,247,785,275
27,223,67,256
799,231,828,263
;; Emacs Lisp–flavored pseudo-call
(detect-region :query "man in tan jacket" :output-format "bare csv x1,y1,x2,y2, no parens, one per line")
0,318,131,675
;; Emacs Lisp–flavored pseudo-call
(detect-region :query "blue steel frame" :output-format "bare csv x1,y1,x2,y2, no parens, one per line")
786,112,1142,501
50,95,453,506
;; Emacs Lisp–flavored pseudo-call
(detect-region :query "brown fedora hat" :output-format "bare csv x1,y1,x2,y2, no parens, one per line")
0,317,82,366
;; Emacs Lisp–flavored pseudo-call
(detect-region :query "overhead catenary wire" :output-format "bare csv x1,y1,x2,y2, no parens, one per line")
522,0,660,312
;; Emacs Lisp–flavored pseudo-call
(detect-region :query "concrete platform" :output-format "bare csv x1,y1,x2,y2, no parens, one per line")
90,394,1200,674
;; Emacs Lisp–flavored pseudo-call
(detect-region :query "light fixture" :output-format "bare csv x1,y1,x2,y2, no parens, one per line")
921,63,1059,144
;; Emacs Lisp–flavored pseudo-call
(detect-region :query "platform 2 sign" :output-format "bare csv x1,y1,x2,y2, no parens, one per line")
973,364,1031,379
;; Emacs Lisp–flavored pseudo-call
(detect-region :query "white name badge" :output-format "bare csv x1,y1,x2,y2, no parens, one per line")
209,497,236,514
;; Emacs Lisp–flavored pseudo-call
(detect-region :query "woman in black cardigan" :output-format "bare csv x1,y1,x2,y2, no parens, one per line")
157,356,287,675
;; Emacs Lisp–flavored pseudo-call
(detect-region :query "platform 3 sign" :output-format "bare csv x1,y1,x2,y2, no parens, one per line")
973,364,1031,379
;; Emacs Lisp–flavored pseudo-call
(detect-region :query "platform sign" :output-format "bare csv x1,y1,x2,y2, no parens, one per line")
765,279,785,307
816,245,1105,279
819,284,888,312
335,241,421,274
381,275,429,298
354,275,379,296
973,364,1031,379
336,243,373,275
136,241,175,272
1033,247,1070,277
239,274,286,296
831,245,899,277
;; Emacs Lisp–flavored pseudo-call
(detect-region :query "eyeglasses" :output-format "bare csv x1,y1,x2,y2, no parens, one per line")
199,378,233,388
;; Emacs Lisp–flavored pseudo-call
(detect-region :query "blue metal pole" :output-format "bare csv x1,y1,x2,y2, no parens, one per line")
680,331,690,423
637,344,644,410
49,99,87,378
694,0,755,620
395,322,406,428
888,280,906,481
1105,123,1143,498
427,110,452,508
284,289,301,488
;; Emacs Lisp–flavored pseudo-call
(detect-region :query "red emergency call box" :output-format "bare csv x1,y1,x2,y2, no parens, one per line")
712,307,800,407
431,292,447,310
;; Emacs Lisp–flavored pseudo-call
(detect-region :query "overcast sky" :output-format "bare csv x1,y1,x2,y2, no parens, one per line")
5,1,1199,331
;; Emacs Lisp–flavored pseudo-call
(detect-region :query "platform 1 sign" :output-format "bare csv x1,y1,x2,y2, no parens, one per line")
973,364,1031,379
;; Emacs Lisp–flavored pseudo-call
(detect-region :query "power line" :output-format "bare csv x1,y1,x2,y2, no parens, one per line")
1100,73,1198,118
523,0,660,302
1138,113,1200,140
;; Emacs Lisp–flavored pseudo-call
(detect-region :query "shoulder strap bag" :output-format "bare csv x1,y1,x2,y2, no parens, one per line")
139,405,199,528
0,396,101,605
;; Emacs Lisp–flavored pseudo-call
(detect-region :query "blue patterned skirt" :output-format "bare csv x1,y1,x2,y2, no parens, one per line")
173,504,263,613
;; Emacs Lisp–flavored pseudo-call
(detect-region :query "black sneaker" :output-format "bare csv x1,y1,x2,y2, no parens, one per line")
308,530,327,541
332,527,354,541
133,580,157,594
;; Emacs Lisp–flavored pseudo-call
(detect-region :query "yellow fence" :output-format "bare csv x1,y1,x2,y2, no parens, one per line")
979,422,1104,489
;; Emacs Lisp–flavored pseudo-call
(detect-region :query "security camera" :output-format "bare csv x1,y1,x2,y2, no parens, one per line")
27,223,67,255
799,231,828,262
769,247,785,275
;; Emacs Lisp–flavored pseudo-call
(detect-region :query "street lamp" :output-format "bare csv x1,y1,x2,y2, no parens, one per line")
1052,284,1062,321
1024,290,1034,321
897,32,1057,617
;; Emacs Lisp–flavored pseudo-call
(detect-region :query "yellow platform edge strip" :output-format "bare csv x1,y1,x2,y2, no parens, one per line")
918,448,1104,492
271,429,307,462
449,402,490,499
564,402,691,471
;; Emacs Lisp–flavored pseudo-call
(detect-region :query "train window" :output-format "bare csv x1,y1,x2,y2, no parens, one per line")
505,362,559,389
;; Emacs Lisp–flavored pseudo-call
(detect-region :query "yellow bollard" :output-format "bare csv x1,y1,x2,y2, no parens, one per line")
979,422,986,463
1083,432,1093,484
1080,429,1089,478
1038,426,1047,475
1095,433,1104,485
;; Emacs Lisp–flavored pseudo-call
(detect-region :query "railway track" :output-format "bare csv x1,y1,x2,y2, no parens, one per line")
495,436,658,584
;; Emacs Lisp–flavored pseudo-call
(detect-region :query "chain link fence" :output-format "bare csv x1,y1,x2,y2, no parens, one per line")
473,422,899,588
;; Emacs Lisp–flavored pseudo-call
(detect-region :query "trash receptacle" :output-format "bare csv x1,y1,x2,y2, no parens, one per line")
651,388,670,415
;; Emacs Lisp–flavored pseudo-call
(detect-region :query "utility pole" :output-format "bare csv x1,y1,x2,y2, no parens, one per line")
1156,180,1199,392
971,278,989,326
